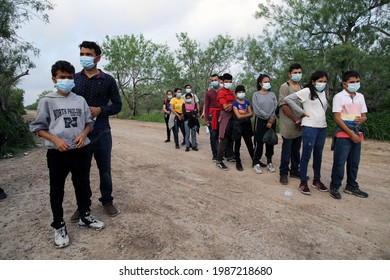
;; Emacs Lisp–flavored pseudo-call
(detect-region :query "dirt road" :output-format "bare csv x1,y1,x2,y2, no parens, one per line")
0,116,389,259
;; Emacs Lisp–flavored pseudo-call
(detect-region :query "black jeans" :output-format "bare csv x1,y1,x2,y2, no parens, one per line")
164,114,172,141
88,128,113,206
173,115,185,146
234,122,254,164
47,146,91,229
207,115,219,158
253,117,275,164
279,136,302,175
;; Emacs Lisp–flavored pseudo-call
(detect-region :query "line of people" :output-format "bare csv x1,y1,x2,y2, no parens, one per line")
165,63,369,201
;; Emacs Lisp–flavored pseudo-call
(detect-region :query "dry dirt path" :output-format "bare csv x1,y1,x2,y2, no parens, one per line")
0,116,389,259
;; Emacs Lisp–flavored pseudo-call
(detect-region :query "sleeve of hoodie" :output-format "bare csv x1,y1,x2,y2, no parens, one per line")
284,90,305,118
29,98,50,134
100,75,122,117
83,98,95,131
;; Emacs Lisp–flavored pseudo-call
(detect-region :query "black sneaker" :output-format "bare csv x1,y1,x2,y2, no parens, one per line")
164,139,170,143
290,170,309,180
226,157,236,162
181,141,185,146
175,145,180,149
330,188,341,199
216,161,228,170
185,147,190,152
236,162,243,171
0,187,7,200
212,155,217,162
344,185,368,198
192,147,199,151
70,209,80,223
289,170,300,178
280,174,288,185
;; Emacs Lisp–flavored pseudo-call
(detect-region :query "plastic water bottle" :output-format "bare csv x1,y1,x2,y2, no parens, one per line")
205,125,210,135
284,189,293,197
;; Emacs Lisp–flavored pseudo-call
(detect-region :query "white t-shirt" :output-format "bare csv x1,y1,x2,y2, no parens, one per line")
284,87,327,128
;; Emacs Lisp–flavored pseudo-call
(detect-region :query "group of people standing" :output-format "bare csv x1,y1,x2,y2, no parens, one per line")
164,63,369,201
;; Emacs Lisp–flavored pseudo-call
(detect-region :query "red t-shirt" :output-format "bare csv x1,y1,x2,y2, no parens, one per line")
217,88,235,106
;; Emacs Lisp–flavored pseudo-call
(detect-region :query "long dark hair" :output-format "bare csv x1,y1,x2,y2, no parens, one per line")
304,70,328,100
257,73,270,90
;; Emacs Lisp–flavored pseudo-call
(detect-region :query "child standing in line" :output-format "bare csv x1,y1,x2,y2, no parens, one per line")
231,85,254,171
329,70,369,199
252,73,278,174
30,60,104,248
182,93,199,152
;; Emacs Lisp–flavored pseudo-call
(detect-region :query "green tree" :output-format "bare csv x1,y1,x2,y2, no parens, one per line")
176,33,236,99
0,0,53,155
0,0,53,112
255,0,390,108
102,34,177,117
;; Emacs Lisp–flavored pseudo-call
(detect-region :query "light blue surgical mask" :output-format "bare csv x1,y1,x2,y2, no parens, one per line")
262,83,271,90
176,93,182,98
347,83,360,93
210,81,219,88
291,73,302,82
224,83,232,89
237,92,246,99
185,89,192,94
185,98,193,103
80,56,96,70
315,82,326,92
167,95,173,99
56,79,75,94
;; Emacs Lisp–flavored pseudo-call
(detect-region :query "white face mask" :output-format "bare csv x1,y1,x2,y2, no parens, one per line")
262,83,271,90
291,73,302,82
224,83,232,89
237,92,246,99
314,82,326,92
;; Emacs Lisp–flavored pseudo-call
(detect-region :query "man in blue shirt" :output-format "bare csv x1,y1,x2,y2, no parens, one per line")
72,41,122,219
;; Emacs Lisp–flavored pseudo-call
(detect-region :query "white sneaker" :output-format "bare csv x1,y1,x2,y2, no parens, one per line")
253,164,263,174
54,224,70,248
78,213,105,230
267,163,276,173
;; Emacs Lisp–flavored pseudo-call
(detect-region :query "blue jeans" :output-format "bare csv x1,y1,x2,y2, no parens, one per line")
88,128,113,205
300,127,326,182
207,115,219,157
330,138,361,190
184,120,197,148
279,136,302,175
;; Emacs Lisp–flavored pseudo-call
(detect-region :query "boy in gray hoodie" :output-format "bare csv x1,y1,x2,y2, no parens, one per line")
30,60,104,248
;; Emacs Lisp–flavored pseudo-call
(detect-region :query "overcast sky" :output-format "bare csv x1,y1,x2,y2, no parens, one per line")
19,0,267,105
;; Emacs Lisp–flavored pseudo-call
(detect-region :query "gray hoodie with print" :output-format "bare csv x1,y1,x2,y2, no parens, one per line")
29,91,94,149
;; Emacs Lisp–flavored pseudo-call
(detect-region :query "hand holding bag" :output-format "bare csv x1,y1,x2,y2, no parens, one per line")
263,128,278,145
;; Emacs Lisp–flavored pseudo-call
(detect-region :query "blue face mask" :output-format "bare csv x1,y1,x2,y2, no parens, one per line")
176,93,182,98
314,82,326,92
210,81,219,88
185,89,192,94
80,56,96,70
167,95,173,99
56,79,75,94
262,83,271,90
347,83,360,93
185,98,193,103
291,73,302,82
224,83,232,89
